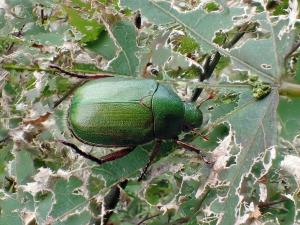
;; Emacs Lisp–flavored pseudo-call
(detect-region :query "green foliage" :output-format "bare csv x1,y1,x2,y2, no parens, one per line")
0,0,299,225
204,2,220,12
63,5,104,43
271,0,289,16
176,36,199,55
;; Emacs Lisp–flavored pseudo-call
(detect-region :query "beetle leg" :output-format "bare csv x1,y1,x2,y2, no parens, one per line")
176,140,213,166
138,140,162,181
100,147,135,163
59,140,134,165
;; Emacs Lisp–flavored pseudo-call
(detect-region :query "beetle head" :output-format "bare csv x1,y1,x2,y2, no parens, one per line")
182,102,203,131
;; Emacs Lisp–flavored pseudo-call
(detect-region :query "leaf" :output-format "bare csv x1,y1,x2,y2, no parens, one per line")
0,126,8,142
210,90,279,225
120,0,297,81
108,21,139,76
177,35,199,54
0,9,5,29
53,210,92,225
87,20,138,76
50,177,87,218
0,143,14,178
278,97,300,141
14,150,35,185
91,142,174,187
24,24,66,46
230,16,297,80
120,2,295,223
0,191,35,225
92,145,151,187
0,194,23,225
86,31,117,60
63,6,104,43
35,191,54,225
5,0,34,29
120,0,242,54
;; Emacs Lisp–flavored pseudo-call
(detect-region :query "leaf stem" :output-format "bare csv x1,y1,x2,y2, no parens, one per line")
190,22,254,102
2,64,54,73
258,197,288,209
1,63,118,76
279,81,300,97
285,40,300,60
2,63,252,90
136,214,160,225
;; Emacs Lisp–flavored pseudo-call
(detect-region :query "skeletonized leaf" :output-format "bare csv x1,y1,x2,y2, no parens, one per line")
120,0,242,53
209,90,279,225
230,15,297,80
120,0,297,81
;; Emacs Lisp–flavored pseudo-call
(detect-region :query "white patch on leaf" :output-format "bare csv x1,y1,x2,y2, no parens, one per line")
287,0,299,30
0,1,8,9
57,169,72,179
263,146,276,172
237,147,276,221
196,127,236,198
257,146,276,202
258,183,267,202
158,200,179,214
281,155,300,184
23,211,37,225
75,53,95,64
33,71,44,90
21,168,53,195
278,0,299,38
235,202,262,225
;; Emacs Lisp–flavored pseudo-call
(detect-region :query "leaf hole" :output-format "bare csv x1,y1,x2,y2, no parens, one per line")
172,1,200,12
261,64,272,70
232,14,249,21
203,2,221,13
73,188,83,195
226,155,237,167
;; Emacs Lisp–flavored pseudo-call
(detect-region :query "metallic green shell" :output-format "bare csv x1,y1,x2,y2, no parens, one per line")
69,78,158,146
68,78,199,147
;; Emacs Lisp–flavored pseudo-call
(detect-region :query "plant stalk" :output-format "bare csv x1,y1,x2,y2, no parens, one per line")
1,64,118,76
279,81,300,97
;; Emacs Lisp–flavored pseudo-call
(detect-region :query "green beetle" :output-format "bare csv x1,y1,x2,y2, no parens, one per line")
68,78,203,147
60,77,207,180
